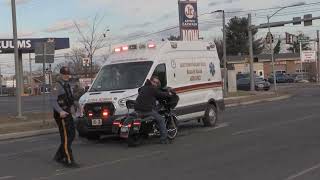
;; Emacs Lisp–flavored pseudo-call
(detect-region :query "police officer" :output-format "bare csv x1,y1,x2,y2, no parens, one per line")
52,66,79,168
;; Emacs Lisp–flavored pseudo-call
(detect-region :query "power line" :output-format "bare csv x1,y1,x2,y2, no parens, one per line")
224,1,320,14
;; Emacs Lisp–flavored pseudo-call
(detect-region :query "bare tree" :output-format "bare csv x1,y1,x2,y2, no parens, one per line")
54,48,101,77
74,14,110,81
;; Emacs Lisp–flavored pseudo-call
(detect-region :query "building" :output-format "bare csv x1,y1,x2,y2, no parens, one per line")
227,53,317,80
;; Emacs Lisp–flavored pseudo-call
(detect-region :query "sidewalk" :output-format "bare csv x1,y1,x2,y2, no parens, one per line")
225,91,289,107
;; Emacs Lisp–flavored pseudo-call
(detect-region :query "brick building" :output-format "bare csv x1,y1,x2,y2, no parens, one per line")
227,53,317,80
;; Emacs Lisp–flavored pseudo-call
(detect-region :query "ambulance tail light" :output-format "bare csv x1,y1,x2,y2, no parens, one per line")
102,109,109,118
114,47,121,52
148,43,156,48
88,111,94,118
122,46,129,51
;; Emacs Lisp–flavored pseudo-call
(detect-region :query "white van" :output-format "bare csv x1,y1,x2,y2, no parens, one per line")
77,40,225,139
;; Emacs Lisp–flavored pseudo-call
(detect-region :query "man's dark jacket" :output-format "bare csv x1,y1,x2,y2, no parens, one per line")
134,80,170,112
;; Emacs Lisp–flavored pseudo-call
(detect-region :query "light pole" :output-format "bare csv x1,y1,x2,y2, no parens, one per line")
211,10,227,96
267,3,304,93
11,0,23,118
0,65,2,96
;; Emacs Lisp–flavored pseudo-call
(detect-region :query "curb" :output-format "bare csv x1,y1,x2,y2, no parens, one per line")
225,95,251,100
0,128,58,141
225,94,292,108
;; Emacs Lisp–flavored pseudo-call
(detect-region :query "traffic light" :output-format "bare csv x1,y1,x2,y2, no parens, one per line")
293,17,301,25
285,32,294,44
304,14,312,26
265,32,274,44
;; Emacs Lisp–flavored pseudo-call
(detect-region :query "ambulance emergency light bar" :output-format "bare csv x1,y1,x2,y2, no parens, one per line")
114,42,156,52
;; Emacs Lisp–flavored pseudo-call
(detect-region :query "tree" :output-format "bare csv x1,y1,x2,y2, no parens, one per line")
287,34,311,53
226,16,264,56
273,39,281,54
214,38,223,62
74,14,110,79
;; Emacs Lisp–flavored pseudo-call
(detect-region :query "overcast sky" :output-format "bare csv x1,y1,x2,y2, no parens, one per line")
1,0,320,75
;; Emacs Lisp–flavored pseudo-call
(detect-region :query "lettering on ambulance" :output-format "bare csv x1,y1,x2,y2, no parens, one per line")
180,61,206,81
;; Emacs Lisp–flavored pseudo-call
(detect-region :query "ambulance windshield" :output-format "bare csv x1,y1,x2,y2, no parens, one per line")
90,61,153,92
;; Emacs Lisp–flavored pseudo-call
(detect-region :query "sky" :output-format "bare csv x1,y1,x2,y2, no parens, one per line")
1,0,320,76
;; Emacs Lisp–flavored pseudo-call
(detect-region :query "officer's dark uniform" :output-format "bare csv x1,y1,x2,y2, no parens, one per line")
52,67,78,167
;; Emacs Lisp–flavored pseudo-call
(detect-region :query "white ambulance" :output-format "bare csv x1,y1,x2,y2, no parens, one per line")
77,40,225,139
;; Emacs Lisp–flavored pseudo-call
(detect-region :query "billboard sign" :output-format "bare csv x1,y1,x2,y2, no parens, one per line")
0,38,69,54
178,0,199,41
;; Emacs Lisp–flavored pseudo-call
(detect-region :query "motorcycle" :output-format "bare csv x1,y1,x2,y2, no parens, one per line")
112,89,179,147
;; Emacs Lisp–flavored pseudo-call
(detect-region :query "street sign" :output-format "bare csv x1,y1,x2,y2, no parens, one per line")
265,32,274,43
82,57,90,67
34,40,55,63
298,36,309,43
301,50,316,62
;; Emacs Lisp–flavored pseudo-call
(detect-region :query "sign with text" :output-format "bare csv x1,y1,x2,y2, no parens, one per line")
301,50,316,62
0,38,69,54
178,0,199,41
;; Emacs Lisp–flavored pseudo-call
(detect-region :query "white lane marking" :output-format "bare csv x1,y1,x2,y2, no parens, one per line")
284,163,320,180
232,114,316,136
0,176,15,180
33,151,164,180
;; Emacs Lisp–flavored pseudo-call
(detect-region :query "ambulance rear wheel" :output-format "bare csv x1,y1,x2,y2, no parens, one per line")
203,104,218,127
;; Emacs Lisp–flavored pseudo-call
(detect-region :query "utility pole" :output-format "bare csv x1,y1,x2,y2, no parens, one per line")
29,53,33,95
248,14,255,91
90,54,93,83
317,30,320,83
300,41,303,80
267,15,277,93
11,0,23,118
222,10,228,96
0,65,2,96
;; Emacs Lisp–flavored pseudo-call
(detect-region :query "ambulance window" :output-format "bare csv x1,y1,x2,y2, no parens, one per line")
152,64,167,88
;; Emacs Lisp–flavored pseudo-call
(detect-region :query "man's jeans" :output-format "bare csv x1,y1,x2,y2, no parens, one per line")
139,110,168,140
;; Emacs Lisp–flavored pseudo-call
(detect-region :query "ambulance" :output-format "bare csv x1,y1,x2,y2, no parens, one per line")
77,40,225,140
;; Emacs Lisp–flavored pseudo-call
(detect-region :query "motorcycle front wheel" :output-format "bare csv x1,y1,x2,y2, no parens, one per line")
167,115,178,140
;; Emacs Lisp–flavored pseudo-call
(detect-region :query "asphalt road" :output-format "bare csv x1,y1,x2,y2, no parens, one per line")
0,87,320,180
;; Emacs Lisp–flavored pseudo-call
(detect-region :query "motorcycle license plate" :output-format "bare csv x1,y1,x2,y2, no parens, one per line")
120,127,129,138
92,119,102,126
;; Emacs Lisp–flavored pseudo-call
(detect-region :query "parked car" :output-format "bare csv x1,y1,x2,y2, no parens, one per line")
237,77,270,91
268,74,294,83
290,73,310,83
236,73,250,80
